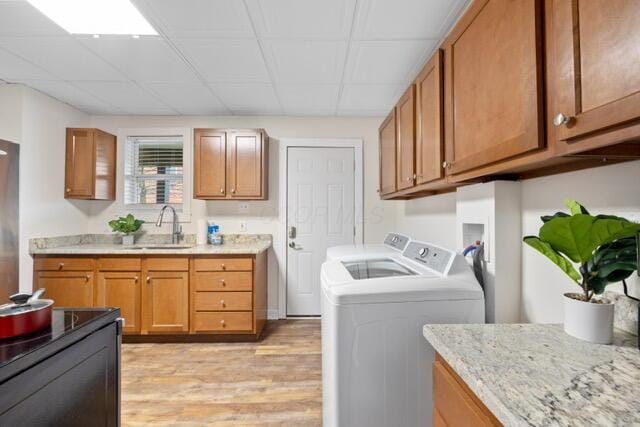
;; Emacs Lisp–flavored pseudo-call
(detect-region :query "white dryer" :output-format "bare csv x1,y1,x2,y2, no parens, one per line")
325,232,410,262
321,241,485,427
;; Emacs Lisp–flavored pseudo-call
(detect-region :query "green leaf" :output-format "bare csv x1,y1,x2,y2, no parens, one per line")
541,212,570,223
565,199,590,215
523,236,582,283
539,214,640,263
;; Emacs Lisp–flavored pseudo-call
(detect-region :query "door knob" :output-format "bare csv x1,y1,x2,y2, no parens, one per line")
553,113,573,126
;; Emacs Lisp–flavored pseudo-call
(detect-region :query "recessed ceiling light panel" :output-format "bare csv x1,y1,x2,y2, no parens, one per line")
27,0,157,35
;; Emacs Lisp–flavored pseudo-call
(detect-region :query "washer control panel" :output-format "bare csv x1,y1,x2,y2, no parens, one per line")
403,241,454,275
383,233,410,251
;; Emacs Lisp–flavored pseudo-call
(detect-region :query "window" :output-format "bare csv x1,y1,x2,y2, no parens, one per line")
124,135,184,208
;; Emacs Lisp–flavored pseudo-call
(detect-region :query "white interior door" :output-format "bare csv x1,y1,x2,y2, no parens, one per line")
287,147,355,316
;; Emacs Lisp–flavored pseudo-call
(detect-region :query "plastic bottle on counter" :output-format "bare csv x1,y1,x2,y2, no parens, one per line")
210,225,223,245
207,220,216,245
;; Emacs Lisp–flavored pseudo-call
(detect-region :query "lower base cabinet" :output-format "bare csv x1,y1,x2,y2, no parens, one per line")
33,252,268,341
433,353,501,426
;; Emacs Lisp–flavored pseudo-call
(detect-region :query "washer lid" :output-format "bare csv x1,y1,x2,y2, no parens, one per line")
342,258,416,280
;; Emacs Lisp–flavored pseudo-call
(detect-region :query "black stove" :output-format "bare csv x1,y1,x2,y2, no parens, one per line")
0,308,118,373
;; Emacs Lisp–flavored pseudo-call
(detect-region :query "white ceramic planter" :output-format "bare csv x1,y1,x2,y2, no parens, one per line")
122,234,134,246
563,293,614,344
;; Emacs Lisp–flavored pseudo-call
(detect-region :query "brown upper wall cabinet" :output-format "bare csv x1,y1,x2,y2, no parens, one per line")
65,128,116,200
396,85,416,191
550,0,640,152
416,49,444,186
378,110,397,196
194,128,269,200
443,0,544,179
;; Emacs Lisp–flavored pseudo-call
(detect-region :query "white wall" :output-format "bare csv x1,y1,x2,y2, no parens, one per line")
0,84,92,291
395,192,457,248
88,115,398,316
521,160,640,323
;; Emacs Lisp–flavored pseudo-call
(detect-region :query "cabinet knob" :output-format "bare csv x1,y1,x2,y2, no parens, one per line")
220,320,226,327
58,262,64,270
220,279,226,286
146,276,151,284
220,300,225,307
553,113,572,127
134,276,138,283
442,161,451,169
221,263,226,270
231,188,236,194
65,188,71,193
406,177,412,182
85,275,90,282
220,187,225,194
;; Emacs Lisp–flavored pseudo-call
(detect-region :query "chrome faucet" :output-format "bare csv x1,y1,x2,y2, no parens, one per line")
156,205,182,244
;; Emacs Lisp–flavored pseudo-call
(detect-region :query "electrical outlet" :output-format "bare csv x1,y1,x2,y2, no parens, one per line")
239,221,247,232
238,202,249,214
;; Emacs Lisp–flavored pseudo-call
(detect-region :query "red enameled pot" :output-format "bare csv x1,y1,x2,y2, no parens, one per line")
0,289,53,339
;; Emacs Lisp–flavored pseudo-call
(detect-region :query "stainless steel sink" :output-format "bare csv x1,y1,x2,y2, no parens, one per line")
127,245,193,250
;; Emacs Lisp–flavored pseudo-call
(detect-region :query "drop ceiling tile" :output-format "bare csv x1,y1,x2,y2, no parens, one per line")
277,85,339,111
353,0,468,40
79,36,197,83
344,40,436,84
0,1,67,36
73,81,171,110
143,82,228,114
18,80,114,109
336,109,387,117
120,107,179,116
76,105,123,115
0,48,55,81
175,39,270,83
338,84,404,111
262,40,348,84
245,0,356,39
0,36,126,81
209,83,281,113
133,0,254,38
283,108,336,116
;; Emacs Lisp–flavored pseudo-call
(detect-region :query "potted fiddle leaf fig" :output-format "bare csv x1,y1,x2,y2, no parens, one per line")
108,214,144,245
523,199,639,344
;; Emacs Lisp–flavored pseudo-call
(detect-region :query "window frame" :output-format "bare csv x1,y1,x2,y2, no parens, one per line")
117,128,192,222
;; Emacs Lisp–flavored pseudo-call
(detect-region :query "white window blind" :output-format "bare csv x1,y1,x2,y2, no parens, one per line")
124,136,184,207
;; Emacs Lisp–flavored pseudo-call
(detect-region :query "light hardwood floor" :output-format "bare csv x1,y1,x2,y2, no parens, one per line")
121,320,322,426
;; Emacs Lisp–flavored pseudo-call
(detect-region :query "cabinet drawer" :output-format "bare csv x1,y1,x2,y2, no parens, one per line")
195,292,252,311
35,257,94,271
193,258,252,272
145,258,189,271
194,312,253,332
194,272,252,291
98,257,141,271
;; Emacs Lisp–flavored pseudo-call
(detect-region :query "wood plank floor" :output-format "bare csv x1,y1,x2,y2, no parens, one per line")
121,320,322,426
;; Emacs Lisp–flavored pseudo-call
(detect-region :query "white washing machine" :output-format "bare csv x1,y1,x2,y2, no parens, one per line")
321,241,485,427
325,232,410,262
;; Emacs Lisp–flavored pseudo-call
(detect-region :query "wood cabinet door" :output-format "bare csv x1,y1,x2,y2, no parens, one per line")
194,129,227,198
444,0,544,176
96,272,141,333
35,271,94,307
227,131,264,198
378,110,397,195
65,129,95,198
142,271,189,333
93,130,116,200
396,85,416,190
416,50,444,185
551,0,640,142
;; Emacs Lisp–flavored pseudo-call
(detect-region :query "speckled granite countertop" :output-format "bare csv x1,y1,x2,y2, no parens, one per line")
29,234,272,255
423,323,640,427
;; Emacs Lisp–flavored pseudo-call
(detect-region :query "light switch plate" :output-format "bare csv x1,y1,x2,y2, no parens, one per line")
238,202,249,214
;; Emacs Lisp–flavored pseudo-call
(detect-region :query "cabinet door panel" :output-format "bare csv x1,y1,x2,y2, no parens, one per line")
416,50,444,185
142,271,189,333
194,129,227,198
96,272,141,333
553,0,640,141
378,110,397,196
35,271,94,307
396,86,416,190
65,129,95,198
227,131,263,198
445,0,543,175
